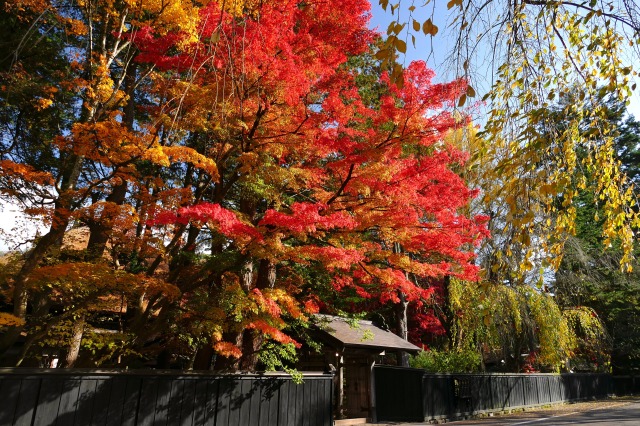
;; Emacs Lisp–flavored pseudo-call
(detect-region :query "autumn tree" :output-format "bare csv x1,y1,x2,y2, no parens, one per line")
144,33,487,369
0,0,488,371
378,0,640,282
553,99,640,373
0,0,244,363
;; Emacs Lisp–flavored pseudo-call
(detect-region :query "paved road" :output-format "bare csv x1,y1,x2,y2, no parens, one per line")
447,399,640,426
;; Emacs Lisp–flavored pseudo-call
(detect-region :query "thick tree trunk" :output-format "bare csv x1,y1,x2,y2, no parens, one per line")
395,290,410,367
239,259,276,371
86,182,127,260
192,343,214,370
392,243,410,367
63,314,86,368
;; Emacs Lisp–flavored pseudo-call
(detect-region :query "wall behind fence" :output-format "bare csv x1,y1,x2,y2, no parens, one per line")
373,366,636,423
0,369,333,426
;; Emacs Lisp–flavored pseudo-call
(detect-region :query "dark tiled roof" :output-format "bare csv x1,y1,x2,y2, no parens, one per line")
314,315,421,353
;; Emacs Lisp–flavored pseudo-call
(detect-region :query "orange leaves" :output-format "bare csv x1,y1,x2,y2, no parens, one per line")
77,201,137,229
303,299,320,314
3,0,50,15
57,120,219,182
247,320,300,348
0,160,54,187
296,246,366,271
213,341,242,359
29,262,180,303
59,119,152,166
62,17,88,36
250,288,304,320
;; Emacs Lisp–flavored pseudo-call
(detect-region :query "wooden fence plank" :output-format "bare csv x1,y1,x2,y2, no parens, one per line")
190,378,212,426
32,377,64,426
215,376,235,426
137,378,158,426
165,379,183,426
374,367,625,424
55,378,82,426
278,380,291,426
0,371,332,426
120,376,141,426
12,377,40,426
0,378,22,425
72,378,96,426
103,377,125,426
178,379,196,426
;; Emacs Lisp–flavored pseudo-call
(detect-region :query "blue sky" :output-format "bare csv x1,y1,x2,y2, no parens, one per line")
367,1,640,118
368,1,453,79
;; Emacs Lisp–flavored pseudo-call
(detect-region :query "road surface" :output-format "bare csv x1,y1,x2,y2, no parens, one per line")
447,398,640,426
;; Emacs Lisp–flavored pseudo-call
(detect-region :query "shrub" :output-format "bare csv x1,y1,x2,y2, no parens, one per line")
410,349,482,373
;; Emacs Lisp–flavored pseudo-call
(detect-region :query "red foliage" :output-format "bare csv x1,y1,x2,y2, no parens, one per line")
140,0,487,362
150,203,262,241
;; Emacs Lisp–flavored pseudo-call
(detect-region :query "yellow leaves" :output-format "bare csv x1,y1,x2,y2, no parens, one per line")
33,97,53,110
124,0,200,42
144,146,171,168
221,0,262,17
0,312,25,327
161,146,220,180
65,118,219,180
539,182,557,197
238,152,260,174
63,17,88,36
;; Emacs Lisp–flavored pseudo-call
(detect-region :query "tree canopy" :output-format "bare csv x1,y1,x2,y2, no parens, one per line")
1,0,637,374
0,0,487,369
379,0,640,280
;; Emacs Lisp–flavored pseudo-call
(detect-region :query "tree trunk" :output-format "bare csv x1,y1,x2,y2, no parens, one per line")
193,343,215,370
440,275,455,350
393,243,410,367
239,259,276,371
395,290,410,367
86,63,136,261
63,314,86,368
86,182,127,260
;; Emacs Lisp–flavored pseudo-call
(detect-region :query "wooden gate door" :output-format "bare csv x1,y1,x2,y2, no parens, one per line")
344,356,371,418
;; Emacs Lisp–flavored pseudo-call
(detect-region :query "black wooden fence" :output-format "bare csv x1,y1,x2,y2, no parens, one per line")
0,369,333,426
612,375,640,396
373,366,622,423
